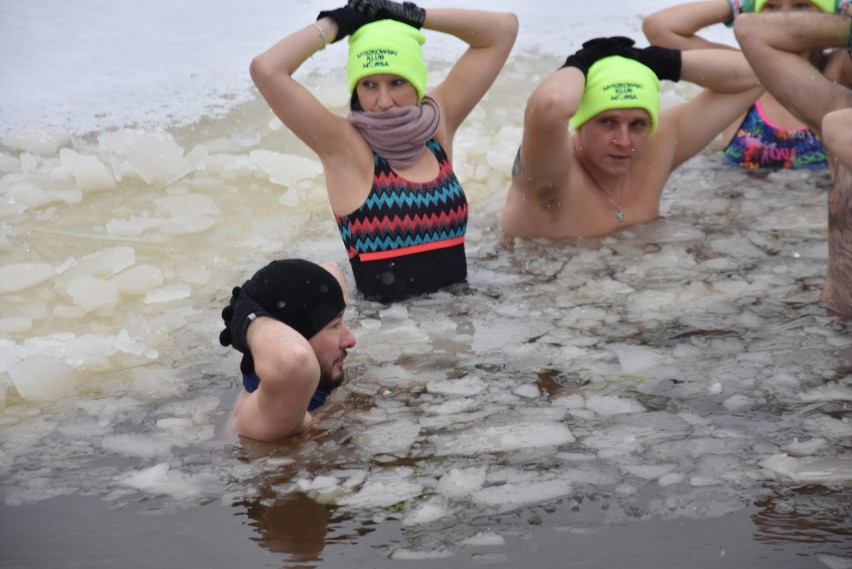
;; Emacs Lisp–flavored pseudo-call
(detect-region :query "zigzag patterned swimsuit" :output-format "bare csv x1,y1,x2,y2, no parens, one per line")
336,138,468,301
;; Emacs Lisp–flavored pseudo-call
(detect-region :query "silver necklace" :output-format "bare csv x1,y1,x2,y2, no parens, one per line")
593,181,624,223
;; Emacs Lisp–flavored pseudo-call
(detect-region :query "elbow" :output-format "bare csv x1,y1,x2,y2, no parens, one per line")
249,53,275,88
505,13,520,42
642,16,664,44
526,84,572,128
642,17,685,49
291,344,321,383
822,110,852,153
283,343,321,392
254,342,320,396
488,12,519,50
732,14,759,48
249,56,263,87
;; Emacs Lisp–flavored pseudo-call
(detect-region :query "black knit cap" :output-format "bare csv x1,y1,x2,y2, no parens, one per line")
225,259,347,378
243,259,346,341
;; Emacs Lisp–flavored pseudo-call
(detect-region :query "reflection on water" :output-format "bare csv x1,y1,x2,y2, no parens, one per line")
753,486,852,547
240,492,329,563
1,56,851,565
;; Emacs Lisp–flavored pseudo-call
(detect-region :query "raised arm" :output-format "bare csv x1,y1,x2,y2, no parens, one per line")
514,39,642,189
249,7,370,162
661,48,763,167
234,318,320,441
220,260,350,442
423,9,519,136
734,11,852,135
823,109,852,171
643,0,739,50
515,66,584,187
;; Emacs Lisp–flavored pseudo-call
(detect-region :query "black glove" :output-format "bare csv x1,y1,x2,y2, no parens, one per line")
634,45,682,82
219,283,269,354
317,6,373,42
560,37,636,76
348,0,426,29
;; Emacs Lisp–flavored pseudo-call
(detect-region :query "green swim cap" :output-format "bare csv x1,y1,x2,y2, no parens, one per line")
755,0,833,11
347,20,427,100
570,56,661,133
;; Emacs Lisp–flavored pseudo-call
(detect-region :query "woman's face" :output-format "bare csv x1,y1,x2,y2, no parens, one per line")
759,0,822,11
354,74,418,112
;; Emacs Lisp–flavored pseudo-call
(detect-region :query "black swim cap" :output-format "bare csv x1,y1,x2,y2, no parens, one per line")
242,259,346,341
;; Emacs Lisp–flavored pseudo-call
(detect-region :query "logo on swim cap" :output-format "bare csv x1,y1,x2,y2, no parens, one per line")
347,20,427,100
570,56,661,133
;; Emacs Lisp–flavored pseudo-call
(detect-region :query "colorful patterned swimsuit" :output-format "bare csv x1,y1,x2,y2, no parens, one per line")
723,100,828,172
336,138,468,301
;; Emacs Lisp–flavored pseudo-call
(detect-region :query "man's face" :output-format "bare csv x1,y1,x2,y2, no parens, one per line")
309,312,356,392
578,109,652,175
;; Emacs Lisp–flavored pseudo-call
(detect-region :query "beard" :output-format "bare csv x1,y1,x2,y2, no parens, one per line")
316,357,345,393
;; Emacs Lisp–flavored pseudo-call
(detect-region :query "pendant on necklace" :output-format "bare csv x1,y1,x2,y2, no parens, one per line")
615,207,624,223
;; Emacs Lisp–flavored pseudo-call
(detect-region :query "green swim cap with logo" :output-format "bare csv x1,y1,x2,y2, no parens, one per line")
570,55,661,133
347,20,427,100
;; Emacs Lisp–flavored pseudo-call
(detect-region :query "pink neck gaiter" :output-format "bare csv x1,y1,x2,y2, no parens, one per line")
348,96,440,169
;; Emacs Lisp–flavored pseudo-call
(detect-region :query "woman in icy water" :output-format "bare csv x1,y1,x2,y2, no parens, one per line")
250,0,518,301
643,0,852,174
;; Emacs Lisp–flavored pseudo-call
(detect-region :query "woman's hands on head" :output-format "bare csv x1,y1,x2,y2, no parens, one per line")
348,0,426,29
316,5,373,42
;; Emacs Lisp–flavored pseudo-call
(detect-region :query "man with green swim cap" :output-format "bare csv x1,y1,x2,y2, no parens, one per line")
735,9,852,316
502,36,764,238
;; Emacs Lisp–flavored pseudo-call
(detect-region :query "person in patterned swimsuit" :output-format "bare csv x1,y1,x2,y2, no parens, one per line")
643,0,852,174
250,0,517,301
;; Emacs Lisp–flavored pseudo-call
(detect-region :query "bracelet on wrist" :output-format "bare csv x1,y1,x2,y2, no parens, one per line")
311,23,328,50
724,0,742,27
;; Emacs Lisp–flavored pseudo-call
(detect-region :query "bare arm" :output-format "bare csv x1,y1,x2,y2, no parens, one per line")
233,318,320,441
662,48,763,167
734,12,852,134
643,0,737,50
249,17,359,163
424,9,518,138
823,109,852,171
514,66,584,187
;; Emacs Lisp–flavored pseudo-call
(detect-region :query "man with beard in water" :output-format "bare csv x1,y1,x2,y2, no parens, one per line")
735,9,852,316
501,36,764,238
219,259,356,441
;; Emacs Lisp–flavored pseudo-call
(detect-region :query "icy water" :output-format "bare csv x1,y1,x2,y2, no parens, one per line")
2,1,852,568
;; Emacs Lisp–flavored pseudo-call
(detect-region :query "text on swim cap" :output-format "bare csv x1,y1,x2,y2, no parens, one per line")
358,49,399,71
603,82,644,101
